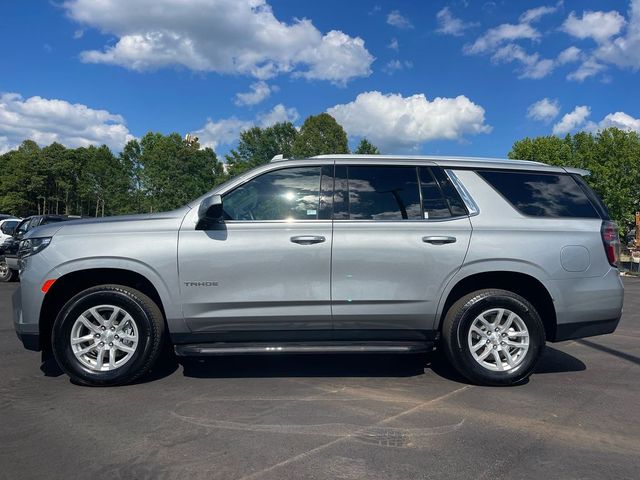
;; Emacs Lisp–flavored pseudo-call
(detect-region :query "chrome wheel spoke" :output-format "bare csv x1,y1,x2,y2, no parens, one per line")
471,341,485,352
75,343,98,356
477,315,492,330
116,314,135,332
106,307,121,327
477,347,492,361
79,316,101,333
493,308,505,327
508,331,528,338
503,349,516,367
109,348,117,370
502,312,515,332
95,347,105,370
71,334,95,345
117,343,135,354
492,350,504,370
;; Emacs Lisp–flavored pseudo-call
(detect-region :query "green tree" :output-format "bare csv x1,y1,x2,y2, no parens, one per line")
509,127,640,234
134,132,224,212
225,122,298,177
354,138,380,154
291,113,349,157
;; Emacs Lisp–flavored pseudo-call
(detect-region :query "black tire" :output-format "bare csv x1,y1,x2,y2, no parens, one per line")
0,259,16,282
52,285,165,386
441,289,545,386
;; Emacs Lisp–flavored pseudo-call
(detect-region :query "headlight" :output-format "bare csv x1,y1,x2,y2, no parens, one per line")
18,237,52,258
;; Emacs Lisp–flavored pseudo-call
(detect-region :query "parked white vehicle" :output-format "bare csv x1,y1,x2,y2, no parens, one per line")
0,217,21,245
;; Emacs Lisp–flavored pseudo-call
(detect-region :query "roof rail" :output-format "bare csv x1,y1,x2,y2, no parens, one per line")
270,154,285,162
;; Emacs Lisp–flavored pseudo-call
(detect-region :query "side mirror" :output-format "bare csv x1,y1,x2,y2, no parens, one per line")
198,194,224,225
1,224,15,236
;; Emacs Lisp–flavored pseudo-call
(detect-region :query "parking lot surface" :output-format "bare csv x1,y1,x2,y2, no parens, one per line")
1,278,639,480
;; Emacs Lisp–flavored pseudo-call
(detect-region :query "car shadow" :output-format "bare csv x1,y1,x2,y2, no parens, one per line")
180,353,429,379
40,345,587,385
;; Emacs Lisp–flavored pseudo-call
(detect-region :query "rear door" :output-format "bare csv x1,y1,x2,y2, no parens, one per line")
330,163,472,336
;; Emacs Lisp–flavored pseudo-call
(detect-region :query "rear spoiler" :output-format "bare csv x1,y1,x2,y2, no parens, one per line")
563,167,590,176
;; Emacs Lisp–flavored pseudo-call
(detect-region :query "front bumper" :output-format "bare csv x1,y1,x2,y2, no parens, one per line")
13,285,41,351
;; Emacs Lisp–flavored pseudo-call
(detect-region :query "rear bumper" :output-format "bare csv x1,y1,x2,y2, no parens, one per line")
553,316,621,342
549,268,624,342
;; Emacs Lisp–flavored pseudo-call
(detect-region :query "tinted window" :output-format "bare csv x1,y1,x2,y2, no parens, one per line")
419,168,454,219
478,170,599,218
15,220,29,235
42,217,66,225
430,168,468,216
347,166,421,220
223,167,322,221
3,220,19,229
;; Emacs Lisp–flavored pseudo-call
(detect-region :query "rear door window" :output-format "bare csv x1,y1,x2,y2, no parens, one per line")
420,167,468,219
346,166,422,220
478,170,600,218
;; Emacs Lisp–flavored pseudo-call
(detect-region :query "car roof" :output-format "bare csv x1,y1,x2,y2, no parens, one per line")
309,154,569,172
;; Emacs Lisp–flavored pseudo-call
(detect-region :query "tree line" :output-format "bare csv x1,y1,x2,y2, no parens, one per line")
1,111,637,234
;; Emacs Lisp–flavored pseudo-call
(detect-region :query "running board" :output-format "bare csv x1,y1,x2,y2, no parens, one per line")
174,341,434,357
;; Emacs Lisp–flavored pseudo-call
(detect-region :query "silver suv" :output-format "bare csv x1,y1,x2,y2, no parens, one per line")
12,155,624,386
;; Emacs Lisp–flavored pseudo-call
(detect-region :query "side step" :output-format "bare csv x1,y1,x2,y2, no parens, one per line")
174,341,434,357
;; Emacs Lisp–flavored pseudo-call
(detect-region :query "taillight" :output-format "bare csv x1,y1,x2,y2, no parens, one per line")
601,221,620,267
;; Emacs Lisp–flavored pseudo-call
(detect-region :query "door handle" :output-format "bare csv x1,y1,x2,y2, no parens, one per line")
290,235,326,245
422,236,457,245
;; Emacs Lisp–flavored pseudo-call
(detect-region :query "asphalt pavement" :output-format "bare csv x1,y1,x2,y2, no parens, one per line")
1,278,639,480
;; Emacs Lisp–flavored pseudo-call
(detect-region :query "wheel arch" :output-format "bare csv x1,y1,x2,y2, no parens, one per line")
39,268,168,353
437,270,557,341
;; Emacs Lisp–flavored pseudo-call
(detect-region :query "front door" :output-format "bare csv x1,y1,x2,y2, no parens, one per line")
178,164,334,335
330,164,472,337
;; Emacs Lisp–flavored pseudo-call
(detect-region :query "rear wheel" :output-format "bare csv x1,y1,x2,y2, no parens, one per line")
441,289,545,386
52,285,164,386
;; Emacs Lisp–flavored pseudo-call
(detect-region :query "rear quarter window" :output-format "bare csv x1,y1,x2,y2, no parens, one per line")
478,170,600,218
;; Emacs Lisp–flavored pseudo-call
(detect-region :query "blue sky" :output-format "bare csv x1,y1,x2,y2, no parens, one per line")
1,0,639,158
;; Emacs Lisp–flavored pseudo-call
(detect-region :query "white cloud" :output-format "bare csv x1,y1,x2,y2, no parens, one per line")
382,60,413,74
552,105,591,135
567,56,606,81
387,38,399,51
0,92,134,153
193,104,298,151
234,81,273,107
387,10,413,29
595,111,640,131
73,29,84,39
557,46,582,64
491,43,555,78
436,7,477,36
256,104,299,127
63,0,374,85
519,4,560,24
595,0,640,70
562,10,626,43
465,23,540,54
327,91,491,151
527,98,560,122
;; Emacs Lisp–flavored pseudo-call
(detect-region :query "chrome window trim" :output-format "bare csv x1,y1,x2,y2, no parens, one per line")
445,169,480,217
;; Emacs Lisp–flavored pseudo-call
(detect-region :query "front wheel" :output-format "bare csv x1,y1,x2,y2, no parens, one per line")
0,259,16,282
441,289,545,386
52,285,165,386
